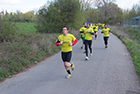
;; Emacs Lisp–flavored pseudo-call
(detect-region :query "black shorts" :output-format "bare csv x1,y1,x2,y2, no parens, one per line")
61,51,72,62
104,37,109,41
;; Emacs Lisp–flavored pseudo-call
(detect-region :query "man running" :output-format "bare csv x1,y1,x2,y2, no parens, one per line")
84,22,94,60
101,24,110,48
79,23,87,50
56,26,78,79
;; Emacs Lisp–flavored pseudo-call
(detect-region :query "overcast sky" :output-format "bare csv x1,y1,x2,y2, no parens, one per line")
116,0,140,9
0,0,140,13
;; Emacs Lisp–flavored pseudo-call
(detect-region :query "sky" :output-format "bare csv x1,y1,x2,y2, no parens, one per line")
0,0,140,13
116,0,140,10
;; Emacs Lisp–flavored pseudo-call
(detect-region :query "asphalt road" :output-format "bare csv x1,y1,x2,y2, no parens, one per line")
0,31,140,94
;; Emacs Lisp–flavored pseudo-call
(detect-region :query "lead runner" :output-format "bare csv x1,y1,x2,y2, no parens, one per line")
56,26,78,79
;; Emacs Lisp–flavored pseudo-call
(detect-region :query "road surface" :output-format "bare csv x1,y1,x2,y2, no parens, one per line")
0,31,140,94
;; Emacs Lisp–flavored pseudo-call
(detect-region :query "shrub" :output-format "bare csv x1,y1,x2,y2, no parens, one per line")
0,18,17,42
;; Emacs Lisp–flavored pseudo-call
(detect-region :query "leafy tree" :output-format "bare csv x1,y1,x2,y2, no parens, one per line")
36,2,62,33
36,0,84,33
123,9,130,20
23,11,36,22
129,8,137,19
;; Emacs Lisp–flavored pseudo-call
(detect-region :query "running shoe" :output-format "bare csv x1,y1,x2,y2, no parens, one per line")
85,56,89,60
71,64,75,71
89,53,92,56
105,45,108,48
66,74,71,79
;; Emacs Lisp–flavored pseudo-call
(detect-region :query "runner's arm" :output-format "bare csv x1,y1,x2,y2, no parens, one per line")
108,30,110,34
72,39,78,46
89,32,94,35
79,31,84,33
101,29,104,33
55,39,60,46
87,29,94,35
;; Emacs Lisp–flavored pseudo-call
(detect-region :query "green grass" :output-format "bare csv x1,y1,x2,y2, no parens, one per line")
111,30,140,76
123,27,140,44
0,33,61,81
16,22,37,34
122,38,140,76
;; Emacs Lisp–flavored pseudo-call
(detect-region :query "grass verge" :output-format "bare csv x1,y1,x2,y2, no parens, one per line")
0,33,61,81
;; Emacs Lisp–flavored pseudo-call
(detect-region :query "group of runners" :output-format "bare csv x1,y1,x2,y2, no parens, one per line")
55,22,110,79
79,22,110,60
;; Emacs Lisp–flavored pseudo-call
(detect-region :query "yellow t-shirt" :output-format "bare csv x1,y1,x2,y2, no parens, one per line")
98,23,101,27
84,28,94,40
102,24,105,28
101,28,110,37
93,26,98,32
79,27,86,37
58,34,76,52
90,23,93,27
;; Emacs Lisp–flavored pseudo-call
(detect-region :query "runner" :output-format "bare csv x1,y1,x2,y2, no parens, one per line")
101,24,110,48
93,23,98,40
56,26,78,79
84,22,94,60
99,23,102,29
98,23,101,30
101,23,105,29
79,23,87,50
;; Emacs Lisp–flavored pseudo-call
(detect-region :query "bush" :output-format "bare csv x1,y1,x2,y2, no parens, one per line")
0,18,17,42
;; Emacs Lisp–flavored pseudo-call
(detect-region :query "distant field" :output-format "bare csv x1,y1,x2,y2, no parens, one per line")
16,22,37,34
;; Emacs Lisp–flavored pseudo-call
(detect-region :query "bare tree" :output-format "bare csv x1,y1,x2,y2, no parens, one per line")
0,11,4,19
78,0,94,10
94,0,116,6
93,0,117,22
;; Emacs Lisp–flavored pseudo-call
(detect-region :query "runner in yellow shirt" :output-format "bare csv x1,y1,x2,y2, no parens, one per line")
101,24,110,48
79,23,87,50
102,23,105,29
84,22,94,60
56,26,78,79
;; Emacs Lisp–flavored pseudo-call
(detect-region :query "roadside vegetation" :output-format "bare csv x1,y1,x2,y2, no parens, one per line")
0,21,59,81
0,19,80,82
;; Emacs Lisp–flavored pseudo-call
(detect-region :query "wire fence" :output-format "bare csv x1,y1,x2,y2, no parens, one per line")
123,17,140,32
